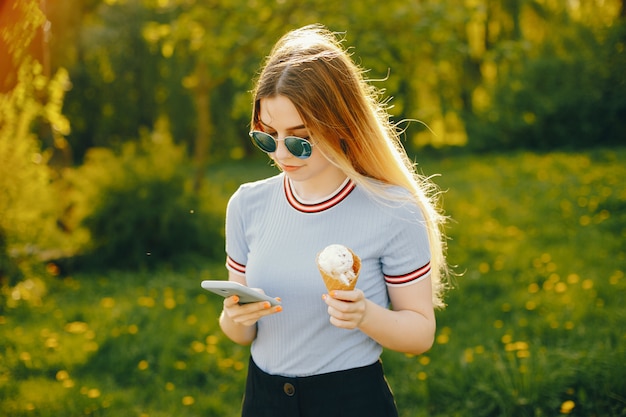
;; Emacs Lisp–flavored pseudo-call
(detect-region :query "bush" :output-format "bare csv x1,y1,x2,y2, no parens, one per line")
468,23,626,150
71,125,225,269
0,58,70,293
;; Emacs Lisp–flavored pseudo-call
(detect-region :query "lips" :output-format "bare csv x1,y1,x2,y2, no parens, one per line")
279,163,301,172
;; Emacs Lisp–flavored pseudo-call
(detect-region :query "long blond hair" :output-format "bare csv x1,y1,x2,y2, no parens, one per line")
251,24,449,308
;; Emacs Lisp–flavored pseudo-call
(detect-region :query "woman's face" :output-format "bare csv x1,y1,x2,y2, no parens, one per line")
258,95,340,184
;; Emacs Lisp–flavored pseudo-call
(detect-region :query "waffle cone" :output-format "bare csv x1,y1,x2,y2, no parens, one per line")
316,248,361,292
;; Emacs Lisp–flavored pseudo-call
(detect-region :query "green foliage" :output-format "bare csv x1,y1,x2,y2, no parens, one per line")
0,56,70,291
387,148,626,417
70,122,224,269
51,0,625,158
1,150,625,416
468,23,626,150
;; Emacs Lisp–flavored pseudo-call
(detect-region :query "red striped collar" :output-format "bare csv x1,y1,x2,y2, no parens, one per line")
284,175,356,213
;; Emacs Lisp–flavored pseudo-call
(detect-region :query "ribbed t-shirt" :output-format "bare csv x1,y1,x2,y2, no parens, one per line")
225,173,431,377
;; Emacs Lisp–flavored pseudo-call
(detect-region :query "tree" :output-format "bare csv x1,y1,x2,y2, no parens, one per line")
0,0,70,291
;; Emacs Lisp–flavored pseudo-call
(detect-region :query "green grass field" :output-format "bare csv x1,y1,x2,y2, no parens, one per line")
1,149,625,417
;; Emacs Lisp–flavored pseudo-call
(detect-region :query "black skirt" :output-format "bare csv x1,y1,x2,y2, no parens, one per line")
242,356,399,417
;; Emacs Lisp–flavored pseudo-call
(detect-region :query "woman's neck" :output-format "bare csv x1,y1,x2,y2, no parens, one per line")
288,169,348,202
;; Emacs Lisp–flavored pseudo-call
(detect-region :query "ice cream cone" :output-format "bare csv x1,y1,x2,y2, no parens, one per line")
316,247,361,292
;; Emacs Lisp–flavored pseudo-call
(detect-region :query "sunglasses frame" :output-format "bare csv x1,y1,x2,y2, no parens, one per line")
249,130,314,159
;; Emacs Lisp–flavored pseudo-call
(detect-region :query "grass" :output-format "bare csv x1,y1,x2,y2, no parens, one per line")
1,149,625,417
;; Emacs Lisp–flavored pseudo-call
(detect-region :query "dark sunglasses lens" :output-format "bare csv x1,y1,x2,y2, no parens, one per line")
285,137,312,159
250,131,276,153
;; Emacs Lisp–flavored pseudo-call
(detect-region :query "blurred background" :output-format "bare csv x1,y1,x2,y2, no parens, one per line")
1,0,625,416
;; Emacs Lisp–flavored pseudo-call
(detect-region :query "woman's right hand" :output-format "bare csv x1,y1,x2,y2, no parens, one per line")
222,294,282,328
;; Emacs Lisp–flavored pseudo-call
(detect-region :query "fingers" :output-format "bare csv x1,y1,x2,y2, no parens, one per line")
223,296,282,327
323,290,366,329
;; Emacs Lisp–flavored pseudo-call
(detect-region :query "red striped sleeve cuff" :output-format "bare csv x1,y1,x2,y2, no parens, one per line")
384,262,431,287
226,256,246,275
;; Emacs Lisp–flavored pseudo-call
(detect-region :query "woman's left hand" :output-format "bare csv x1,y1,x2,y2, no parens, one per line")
323,289,369,329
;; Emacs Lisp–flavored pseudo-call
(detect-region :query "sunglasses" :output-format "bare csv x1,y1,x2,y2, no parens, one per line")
249,131,314,159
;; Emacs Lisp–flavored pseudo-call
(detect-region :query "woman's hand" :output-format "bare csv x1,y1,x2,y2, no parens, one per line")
323,289,368,329
222,293,282,328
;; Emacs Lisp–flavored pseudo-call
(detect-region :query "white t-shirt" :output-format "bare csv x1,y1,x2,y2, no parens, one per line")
225,173,430,377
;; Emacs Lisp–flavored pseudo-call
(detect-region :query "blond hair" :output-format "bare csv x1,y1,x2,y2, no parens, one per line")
251,24,449,308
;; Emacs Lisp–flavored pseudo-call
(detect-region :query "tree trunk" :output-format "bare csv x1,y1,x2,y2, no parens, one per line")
192,61,212,193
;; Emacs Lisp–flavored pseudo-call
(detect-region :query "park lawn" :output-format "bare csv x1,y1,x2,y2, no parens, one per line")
1,148,625,417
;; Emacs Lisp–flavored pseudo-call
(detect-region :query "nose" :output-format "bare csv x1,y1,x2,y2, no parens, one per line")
273,136,292,160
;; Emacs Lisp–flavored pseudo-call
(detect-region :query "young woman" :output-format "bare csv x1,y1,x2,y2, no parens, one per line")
219,24,449,417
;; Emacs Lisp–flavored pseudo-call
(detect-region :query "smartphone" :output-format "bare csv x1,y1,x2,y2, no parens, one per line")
200,280,281,306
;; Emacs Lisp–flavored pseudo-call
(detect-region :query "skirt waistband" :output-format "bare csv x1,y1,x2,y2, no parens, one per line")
249,356,383,384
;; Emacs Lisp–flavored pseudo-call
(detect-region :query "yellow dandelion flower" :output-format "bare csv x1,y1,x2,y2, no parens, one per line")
501,334,513,344
436,334,449,344
191,341,205,353
138,296,155,307
175,361,187,370
419,356,431,366
56,370,70,381
582,279,594,290
164,298,176,309
206,335,219,345
528,283,539,294
567,274,580,284
128,325,139,334
101,298,115,308
555,282,567,293
138,360,149,371
87,388,101,399
515,341,529,350
417,371,428,381
218,358,234,368
525,301,537,311
609,271,623,285
65,321,89,334
560,400,575,414
165,382,175,391
45,337,59,349
182,396,195,406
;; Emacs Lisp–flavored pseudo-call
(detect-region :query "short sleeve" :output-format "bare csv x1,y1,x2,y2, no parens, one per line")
225,187,248,276
380,200,432,287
